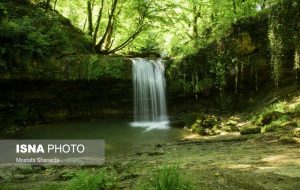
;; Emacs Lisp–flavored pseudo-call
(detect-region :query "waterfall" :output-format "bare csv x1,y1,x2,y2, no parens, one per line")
130,58,169,130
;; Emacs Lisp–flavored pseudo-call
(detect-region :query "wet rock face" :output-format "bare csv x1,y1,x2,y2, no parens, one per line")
0,80,133,130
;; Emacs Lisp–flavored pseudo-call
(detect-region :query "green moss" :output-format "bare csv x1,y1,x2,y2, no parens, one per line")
240,125,261,135
191,123,205,135
202,115,218,128
225,120,238,126
223,125,239,132
294,128,300,138
263,124,281,133
251,101,287,126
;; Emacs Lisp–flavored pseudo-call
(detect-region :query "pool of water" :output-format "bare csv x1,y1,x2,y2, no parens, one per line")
20,119,190,157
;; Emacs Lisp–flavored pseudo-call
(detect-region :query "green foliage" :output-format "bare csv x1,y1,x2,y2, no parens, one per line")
0,2,7,20
251,99,300,132
210,53,228,90
251,101,286,125
194,78,214,93
137,165,195,190
87,56,125,80
268,10,284,87
66,169,116,190
0,1,91,71
40,169,116,190
268,0,300,86
0,1,131,80
53,55,126,80
263,115,289,132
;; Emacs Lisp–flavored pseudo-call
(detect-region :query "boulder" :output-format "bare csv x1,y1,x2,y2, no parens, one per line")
202,115,218,128
191,123,206,135
223,125,240,132
240,125,261,135
210,125,221,135
294,128,300,137
264,125,279,132
225,120,238,126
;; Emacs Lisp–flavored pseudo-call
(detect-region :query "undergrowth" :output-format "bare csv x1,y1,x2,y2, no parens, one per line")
137,165,195,190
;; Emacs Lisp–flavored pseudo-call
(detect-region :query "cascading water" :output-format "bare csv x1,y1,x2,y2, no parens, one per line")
130,58,169,130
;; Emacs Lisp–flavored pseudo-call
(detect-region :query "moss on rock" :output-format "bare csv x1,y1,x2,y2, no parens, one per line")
225,120,238,126
191,123,206,135
240,125,261,135
223,125,240,132
257,111,282,126
294,128,300,138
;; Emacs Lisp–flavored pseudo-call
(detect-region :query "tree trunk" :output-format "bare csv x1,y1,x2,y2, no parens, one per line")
53,0,58,10
192,4,201,48
261,0,266,9
92,0,105,46
95,0,118,53
104,18,114,50
46,0,51,6
233,0,237,14
87,0,93,37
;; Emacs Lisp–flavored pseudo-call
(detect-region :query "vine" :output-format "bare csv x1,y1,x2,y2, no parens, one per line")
295,49,300,80
268,17,284,87
268,0,299,87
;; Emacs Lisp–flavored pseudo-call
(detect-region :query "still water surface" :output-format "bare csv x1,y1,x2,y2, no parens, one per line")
21,119,189,157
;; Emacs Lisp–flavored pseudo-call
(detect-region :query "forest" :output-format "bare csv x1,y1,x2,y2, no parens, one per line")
0,0,299,189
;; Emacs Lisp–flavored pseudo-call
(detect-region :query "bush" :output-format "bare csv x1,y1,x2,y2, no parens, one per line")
138,165,195,190
66,169,116,190
0,1,91,71
251,101,287,125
